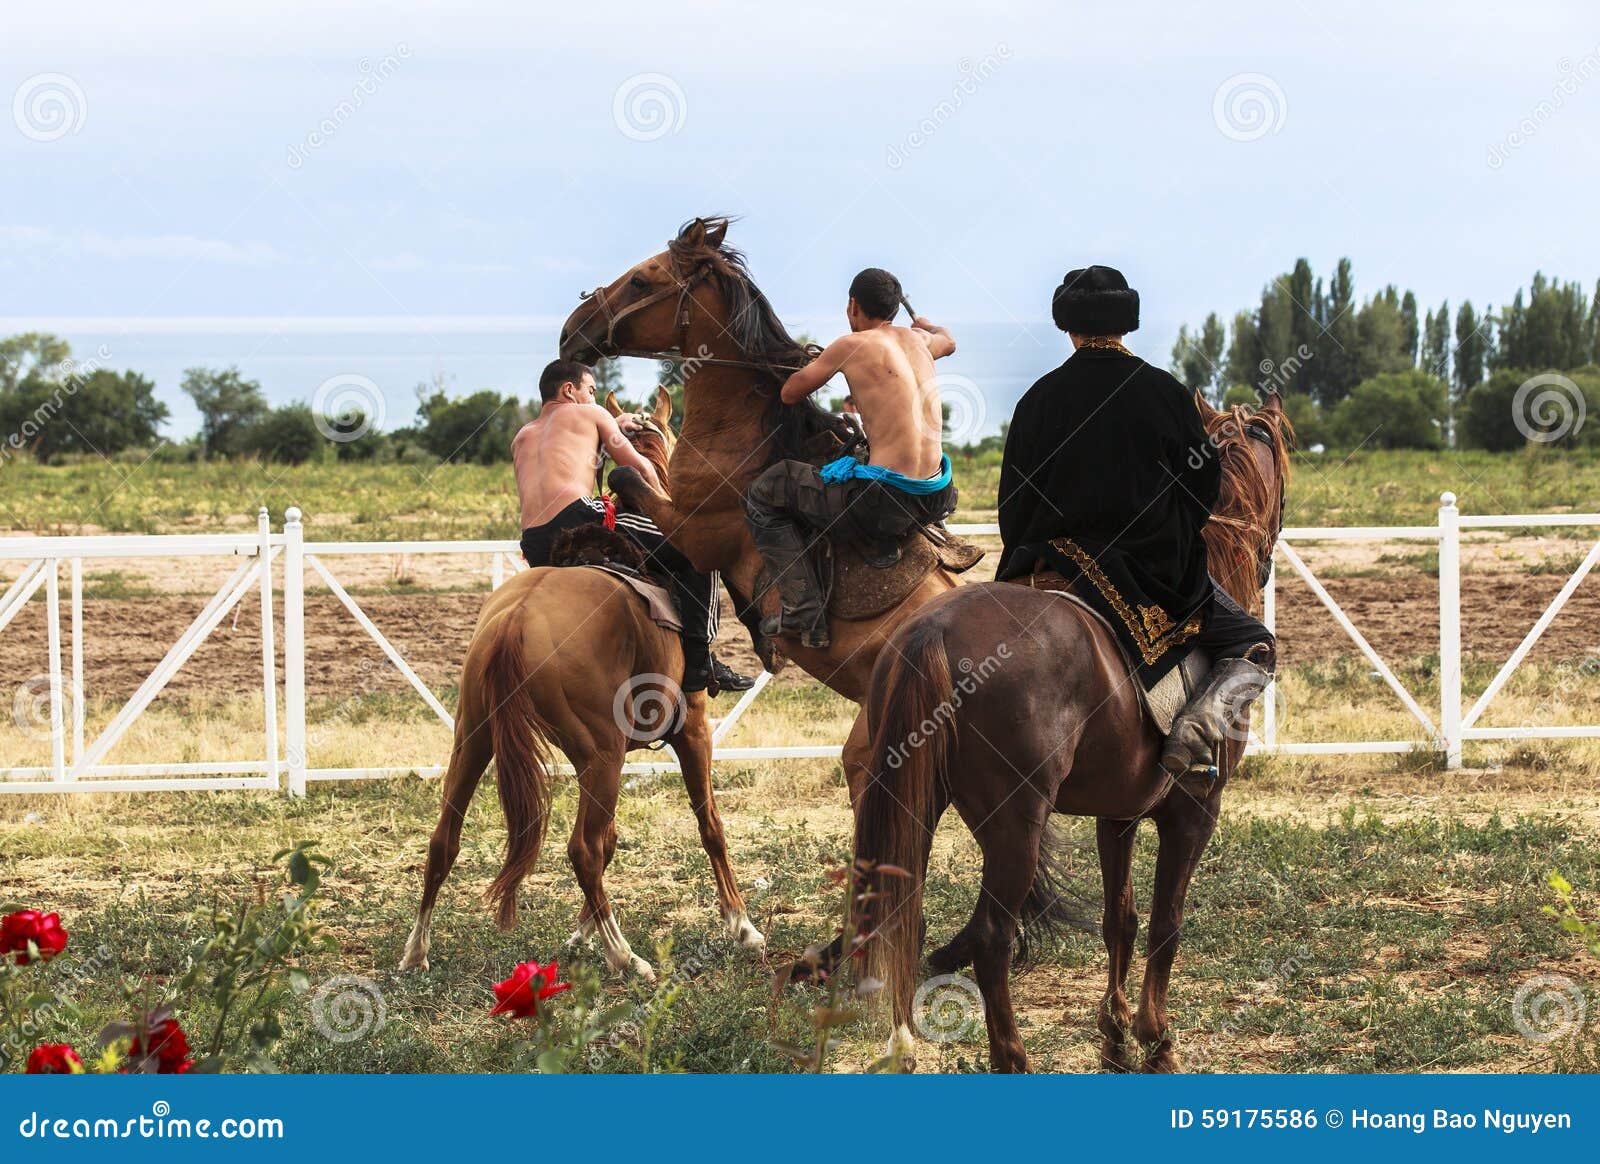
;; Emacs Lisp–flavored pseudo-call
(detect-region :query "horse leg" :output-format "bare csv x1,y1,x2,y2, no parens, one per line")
967,812,1045,1074
399,716,493,971
1095,816,1140,1071
1133,790,1220,1072
568,745,656,982
667,691,765,952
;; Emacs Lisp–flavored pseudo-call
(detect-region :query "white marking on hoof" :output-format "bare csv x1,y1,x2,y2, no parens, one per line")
398,916,431,972
566,915,598,949
596,914,653,982
886,1023,917,1071
723,910,767,953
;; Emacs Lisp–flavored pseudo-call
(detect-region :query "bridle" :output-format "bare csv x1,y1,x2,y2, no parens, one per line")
575,255,810,374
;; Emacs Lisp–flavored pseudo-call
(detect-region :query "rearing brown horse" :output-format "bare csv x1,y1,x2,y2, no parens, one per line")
855,399,1291,1072
558,217,962,801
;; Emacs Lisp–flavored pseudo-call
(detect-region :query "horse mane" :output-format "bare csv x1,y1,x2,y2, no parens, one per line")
1196,394,1294,613
669,216,858,463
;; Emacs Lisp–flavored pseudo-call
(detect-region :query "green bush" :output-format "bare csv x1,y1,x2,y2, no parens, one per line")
416,389,527,465
1461,367,1600,451
1329,370,1447,450
0,369,168,463
240,405,324,465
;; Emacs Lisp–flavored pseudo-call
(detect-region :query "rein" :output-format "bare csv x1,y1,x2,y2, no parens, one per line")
577,260,811,374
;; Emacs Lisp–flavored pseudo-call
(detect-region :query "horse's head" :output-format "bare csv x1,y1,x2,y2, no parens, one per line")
603,385,677,491
1198,391,1294,607
559,217,732,365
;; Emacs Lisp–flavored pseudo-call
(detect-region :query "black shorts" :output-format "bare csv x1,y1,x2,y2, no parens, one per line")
520,497,607,567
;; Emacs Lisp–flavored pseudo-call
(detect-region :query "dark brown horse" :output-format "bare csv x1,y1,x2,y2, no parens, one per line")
398,388,764,981
856,398,1291,1072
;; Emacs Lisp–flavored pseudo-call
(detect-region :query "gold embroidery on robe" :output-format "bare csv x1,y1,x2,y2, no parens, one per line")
1047,537,1204,665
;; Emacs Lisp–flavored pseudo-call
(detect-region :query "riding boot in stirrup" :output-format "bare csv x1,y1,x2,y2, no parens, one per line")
754,540,830,650
1159,647,1273,778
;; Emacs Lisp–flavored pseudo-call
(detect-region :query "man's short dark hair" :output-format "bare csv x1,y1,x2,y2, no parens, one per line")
539,359,592,403
849,268,903,322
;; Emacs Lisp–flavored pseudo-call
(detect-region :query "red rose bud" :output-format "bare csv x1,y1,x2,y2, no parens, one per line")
490,959,572,1019
25,1044,84,1074
126,1018,192,1074
0,910,68,965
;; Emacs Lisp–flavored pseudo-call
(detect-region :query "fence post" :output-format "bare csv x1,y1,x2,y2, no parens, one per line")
1437,492,1463,769
283,507,308,796
1261,555,1277,749
258,508,281,792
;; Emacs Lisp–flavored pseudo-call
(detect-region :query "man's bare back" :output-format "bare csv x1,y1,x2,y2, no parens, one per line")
513,368,659,529
780,315,955,479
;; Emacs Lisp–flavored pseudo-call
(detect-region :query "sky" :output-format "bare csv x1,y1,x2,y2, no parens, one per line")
2,0,1597,416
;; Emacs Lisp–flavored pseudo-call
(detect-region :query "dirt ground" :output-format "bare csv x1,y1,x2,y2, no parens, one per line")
0,556,1596,708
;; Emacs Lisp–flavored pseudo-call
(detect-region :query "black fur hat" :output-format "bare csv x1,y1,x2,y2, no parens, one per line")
1051,265,1140,335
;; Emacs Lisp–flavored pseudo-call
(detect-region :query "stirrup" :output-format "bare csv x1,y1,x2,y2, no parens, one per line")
759,611,830,650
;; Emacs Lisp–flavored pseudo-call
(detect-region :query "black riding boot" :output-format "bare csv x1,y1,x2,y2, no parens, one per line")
749,526,830,649
1159,645,1274,777
680,638,715,695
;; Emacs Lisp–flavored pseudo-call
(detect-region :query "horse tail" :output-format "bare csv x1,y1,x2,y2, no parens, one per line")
482,595,555,930
856,618,954,1038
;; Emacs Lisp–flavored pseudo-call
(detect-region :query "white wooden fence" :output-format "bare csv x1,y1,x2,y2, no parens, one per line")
0,494,1596,795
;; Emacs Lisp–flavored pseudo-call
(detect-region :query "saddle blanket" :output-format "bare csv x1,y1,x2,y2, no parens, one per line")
577,565,682,633
1020,574,1208,734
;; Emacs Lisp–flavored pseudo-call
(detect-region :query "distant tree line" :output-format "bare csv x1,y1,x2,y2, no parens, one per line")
1172,263,1600,451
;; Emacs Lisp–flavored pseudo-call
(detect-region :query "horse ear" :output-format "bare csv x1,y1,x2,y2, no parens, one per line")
1258,390,1284,416
604,392,625,418
681,218,707,248
704,218,728,249
652,386,674,427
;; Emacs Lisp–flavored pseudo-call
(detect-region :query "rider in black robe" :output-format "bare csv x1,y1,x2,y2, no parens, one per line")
997,265,1274,774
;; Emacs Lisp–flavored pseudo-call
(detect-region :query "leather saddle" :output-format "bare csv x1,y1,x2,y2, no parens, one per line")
825,524,986,621
1013,571,1209,734
549,526,683,633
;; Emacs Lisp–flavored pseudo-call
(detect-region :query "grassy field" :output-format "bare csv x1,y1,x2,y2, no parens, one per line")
2,451,1599,1073
5,446,1600,538
2,733,1597,1074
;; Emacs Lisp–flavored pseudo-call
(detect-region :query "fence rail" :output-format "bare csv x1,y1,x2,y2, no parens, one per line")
0,494,1596,795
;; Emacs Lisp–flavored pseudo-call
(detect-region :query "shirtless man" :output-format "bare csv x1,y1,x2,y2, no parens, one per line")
744,268,959,649
516,359,738,692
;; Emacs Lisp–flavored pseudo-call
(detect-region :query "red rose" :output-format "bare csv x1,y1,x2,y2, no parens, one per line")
0,910,68,965
25,1044,83,1074
490,959,572,1019
125,1018,192,1074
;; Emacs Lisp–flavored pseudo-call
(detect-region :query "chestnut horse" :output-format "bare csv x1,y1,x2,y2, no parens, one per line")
558,217,963,808
398,387,765,981
855,399,1291,1072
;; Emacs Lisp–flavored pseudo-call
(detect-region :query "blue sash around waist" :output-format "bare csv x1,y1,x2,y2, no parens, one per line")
818,453,952,495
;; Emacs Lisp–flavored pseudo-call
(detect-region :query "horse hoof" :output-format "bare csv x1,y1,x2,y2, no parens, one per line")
397,954,429,973
724,911,767,953
1141,1046,1181,1073
1099,1041,1136,1073
629,956,657,984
